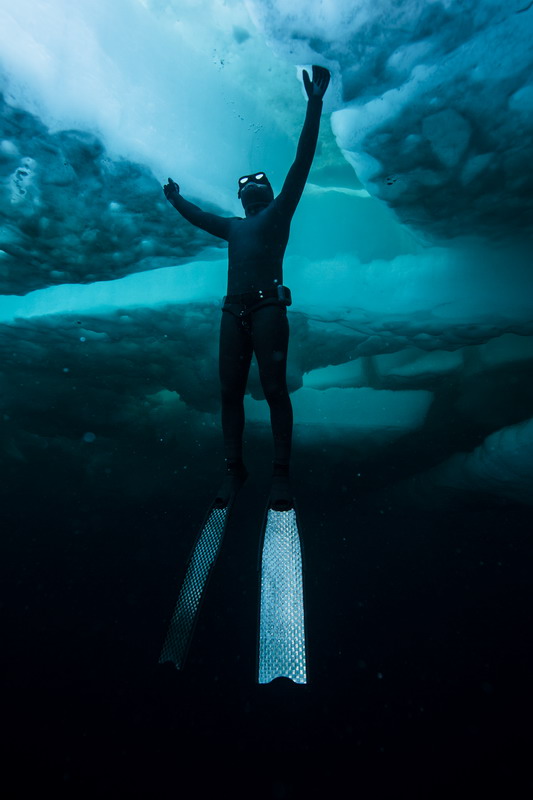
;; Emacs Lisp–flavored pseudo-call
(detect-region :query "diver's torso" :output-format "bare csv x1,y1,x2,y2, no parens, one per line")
226,201,291,294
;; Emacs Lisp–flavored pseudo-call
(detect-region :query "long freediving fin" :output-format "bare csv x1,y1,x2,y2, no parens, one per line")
159,494,236,670
257,502,307,684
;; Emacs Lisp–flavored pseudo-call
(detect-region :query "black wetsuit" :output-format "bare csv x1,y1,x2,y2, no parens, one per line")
169,95,323,467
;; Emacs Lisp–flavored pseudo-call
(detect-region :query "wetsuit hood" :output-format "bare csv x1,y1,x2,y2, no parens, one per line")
238,172,274,214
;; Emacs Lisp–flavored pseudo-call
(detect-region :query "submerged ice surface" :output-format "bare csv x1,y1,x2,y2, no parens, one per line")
248,0,533,241
386,417,533,509
1,0,533,507
0,95,227,293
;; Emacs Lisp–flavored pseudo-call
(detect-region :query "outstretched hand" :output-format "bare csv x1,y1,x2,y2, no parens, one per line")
303,65,330,100
163,177,180,204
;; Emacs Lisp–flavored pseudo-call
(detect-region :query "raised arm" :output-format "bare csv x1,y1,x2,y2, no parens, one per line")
163,178,231,241
276,66,330,217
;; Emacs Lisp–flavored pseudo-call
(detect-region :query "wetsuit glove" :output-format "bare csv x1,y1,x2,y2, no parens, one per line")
163,177,180,204
303,65,330,100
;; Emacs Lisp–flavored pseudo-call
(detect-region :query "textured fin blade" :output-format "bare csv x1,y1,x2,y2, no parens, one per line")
258,508,307,684
159,505,228,669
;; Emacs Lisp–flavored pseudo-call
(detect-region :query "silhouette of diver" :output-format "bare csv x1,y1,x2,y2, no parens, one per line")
164,66,330,510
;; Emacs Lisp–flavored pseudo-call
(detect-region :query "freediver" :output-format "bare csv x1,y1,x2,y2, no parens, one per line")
164,65,330,511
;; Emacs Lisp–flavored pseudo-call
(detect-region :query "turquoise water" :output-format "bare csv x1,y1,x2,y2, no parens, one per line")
1,1,533,794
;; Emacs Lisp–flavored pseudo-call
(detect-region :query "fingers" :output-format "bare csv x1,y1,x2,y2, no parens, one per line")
163,184,174,202
303,65,330,99
163,177,180,198
312,65,330,94
312,65,330,82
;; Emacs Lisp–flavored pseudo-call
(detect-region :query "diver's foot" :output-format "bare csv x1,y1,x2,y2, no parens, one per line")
213,460,248,509
269,464,293,511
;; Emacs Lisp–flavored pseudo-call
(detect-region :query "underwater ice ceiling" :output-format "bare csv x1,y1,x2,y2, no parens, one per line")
1,0,533,506
249,0,533,241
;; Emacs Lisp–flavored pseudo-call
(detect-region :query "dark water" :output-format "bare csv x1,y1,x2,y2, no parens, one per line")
3,429,532,797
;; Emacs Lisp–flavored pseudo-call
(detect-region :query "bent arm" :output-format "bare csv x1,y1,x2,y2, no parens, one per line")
277,96,323,217
164,179,231,241
170,193,231,241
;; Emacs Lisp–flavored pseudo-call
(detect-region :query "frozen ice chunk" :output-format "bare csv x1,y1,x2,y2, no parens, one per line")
422,110,471,168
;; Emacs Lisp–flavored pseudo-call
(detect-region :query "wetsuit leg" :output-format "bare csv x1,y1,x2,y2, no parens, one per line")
219,309,253,462
251,304,293,465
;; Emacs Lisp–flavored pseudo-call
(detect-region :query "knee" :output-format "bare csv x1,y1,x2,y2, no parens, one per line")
220,381,244,405
262,379,289,405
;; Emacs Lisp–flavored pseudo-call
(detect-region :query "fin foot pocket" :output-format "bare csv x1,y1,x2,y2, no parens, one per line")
269,474,293,511
213,461,248,508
